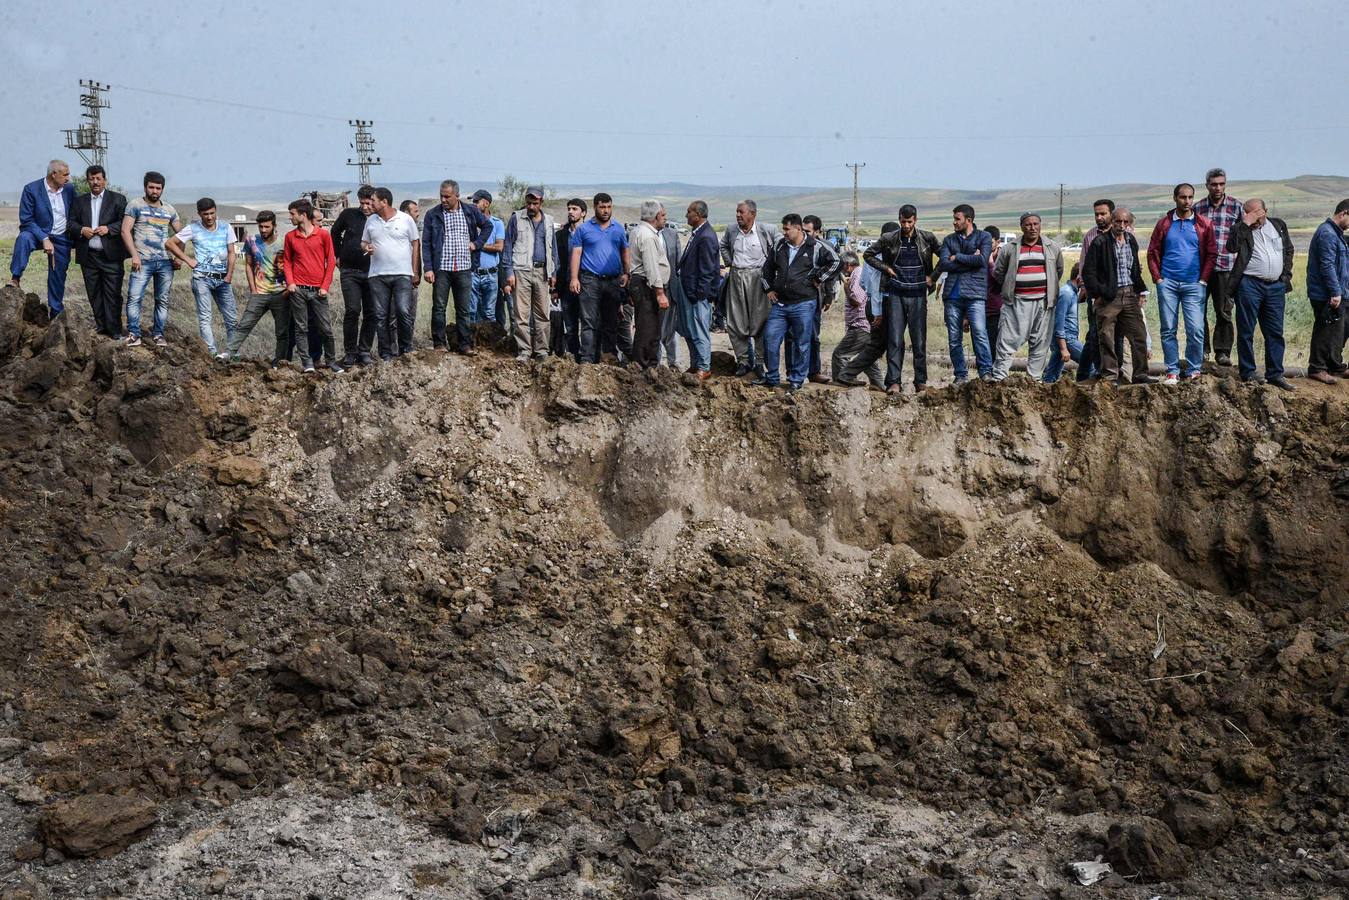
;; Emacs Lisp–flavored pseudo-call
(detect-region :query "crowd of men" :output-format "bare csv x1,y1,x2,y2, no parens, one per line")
10,161,1349,390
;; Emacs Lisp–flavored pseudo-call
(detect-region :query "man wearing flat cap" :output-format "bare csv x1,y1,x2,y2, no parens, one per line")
504,186,558,361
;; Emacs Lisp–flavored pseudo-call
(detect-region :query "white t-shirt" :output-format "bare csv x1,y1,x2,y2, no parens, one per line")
361,211,419,277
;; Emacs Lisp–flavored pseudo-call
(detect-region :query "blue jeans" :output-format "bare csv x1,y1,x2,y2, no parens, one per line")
1156,278,1206,376
683,297,712,371
471,270,499,324
1077,299,1101,381
10,232,71,313
943,296,992,379
126,257,174,338
190,273,238,354
1042,335,1084,383
761,300,815,386
1235,276,1286,380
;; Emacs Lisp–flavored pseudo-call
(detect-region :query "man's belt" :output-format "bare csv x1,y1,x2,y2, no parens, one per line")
531,261,546,268
582,271,620,281
475,266,498,275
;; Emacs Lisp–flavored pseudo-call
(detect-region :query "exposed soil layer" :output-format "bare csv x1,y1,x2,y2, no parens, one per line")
1,285,1347,898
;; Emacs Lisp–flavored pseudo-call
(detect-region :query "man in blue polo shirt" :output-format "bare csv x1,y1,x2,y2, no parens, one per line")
567,192,630,363
1147,183,1217,384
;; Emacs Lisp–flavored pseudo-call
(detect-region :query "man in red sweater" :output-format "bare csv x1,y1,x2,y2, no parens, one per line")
283,198,341,373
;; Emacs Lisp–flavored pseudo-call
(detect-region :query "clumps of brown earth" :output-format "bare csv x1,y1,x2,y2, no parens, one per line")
0,282,1347,897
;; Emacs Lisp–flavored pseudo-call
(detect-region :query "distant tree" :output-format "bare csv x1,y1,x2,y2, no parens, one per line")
71,175,125,196
1066,225,1085,243
497,174,552,212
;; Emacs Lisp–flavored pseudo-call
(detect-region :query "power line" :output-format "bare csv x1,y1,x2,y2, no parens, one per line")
107,83,1349,144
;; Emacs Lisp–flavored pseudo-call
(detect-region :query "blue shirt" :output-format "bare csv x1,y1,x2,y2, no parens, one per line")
860,262,883,317
175,221,233,274
574,218,628,276
1161,214,1200,282
1053,284,1079,341
478,216,505,269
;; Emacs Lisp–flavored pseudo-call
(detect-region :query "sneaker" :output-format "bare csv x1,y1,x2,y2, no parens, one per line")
1162,374,1179,386
340,354,358,368
356,353,373,366
515,351,530,362
533,352,549,361
1267,375,1295,391
1131,375,1158,385
302,364,316,374
125,335,142,347
785,382,803,394
152,335,167,347
734,364,753,377
749,374,772,387
886,384,902,395
832,375,862,387
215,351,230,361
953,377,969,386
979,373,997,382
328,361,345,374
1184,372,1202,382
1215,354,1232,366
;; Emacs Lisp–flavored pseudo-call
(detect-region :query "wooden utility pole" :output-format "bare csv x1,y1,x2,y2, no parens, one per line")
846,162,866,230
1058,183,1067,235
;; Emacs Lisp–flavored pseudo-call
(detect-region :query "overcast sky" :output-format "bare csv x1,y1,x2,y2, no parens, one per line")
3,0,1346,192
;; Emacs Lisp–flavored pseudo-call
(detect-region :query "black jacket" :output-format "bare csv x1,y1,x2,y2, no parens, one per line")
555,224,579,298
863,227,940,294
761,236,840,305
330,207,371,271
1083,231,1146,301
1226,216,1294,288
66,190,129,265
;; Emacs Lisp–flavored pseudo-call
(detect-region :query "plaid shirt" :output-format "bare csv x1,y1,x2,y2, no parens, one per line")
440,205,472,271
1193,194,1242,272
1113,234,1133,291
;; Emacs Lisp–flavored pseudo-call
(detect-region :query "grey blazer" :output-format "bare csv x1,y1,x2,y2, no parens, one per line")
719,221,781,268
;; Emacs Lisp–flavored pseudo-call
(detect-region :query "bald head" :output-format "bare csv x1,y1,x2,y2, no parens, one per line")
1244,199,1266,214
1111,207,1132,235
1243,198,1268,227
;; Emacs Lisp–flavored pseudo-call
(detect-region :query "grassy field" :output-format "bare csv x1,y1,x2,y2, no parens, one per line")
5,239,1324,370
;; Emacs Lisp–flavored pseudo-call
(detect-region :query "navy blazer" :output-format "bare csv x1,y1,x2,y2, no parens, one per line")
421,202,494,273
679,221,721,302
19,178,76,244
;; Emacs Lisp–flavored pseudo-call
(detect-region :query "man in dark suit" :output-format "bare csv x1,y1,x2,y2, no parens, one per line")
10,160,76,315
679,200,719,379
67,165,129,336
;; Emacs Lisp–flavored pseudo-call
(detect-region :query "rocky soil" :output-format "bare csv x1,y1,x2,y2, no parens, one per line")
0,283,1347,898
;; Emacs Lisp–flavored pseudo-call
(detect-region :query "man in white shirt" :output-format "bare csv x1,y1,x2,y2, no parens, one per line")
361,186,422,361
717,200,781,376
1226,198,1295,390
9,160,75,314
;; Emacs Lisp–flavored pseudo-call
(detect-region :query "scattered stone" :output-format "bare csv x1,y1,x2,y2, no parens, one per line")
1160,790,1235,849
1220,750,1274,785
627,822,663,854
38,794,157,857
1104,818,1190,883
214,456,267,487
438,804,486,844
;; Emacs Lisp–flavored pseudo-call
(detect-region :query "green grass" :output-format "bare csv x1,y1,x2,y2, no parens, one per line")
6,238,1321,369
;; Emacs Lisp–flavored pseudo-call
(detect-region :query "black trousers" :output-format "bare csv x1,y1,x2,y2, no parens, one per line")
81,252,124,336
1205,270,1236,358
340,270,376,358
579,272,625,362
629,274,662,368
1308,299,1347,375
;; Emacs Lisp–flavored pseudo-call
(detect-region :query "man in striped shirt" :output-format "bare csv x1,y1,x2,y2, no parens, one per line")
989,213,1065,381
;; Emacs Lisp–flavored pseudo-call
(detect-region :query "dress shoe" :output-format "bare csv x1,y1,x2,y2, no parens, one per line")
695,370,711,381
734,364,752,377
808,373,831,385
1267,375,1295,391
1215,353,1232,366
886,384,902,395
749,374,771,386
915,383,928,392
1310,371,1338,385
1131,375,1158,385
